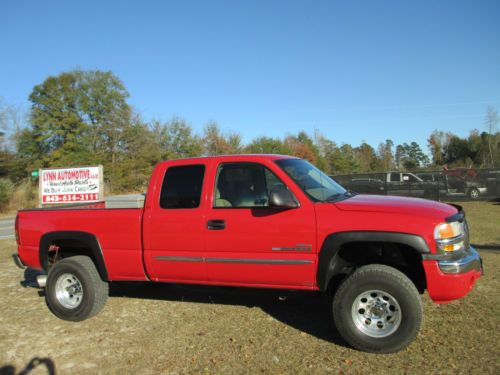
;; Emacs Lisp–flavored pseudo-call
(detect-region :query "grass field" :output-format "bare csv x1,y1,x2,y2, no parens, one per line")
0,201,498,374
457,201,500,248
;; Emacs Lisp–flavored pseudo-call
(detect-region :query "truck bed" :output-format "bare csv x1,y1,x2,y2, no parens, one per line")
17,206,147,281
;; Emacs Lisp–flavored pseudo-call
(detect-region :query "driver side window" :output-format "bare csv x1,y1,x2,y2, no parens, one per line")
214,163,285,208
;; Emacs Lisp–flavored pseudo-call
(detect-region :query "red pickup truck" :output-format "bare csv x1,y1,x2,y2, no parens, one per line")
14,155,483,353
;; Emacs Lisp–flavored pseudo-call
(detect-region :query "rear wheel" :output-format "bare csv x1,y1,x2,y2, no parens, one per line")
468,188,480,200
332,264,422,353
45,256,108,321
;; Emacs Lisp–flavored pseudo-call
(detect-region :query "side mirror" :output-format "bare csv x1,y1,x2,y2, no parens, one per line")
269,187,299,208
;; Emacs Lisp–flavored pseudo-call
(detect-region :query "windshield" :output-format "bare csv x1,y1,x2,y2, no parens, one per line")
275,159,348,202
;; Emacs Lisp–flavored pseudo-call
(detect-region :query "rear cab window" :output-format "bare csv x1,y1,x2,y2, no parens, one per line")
159,165,205,209
390,173,401,182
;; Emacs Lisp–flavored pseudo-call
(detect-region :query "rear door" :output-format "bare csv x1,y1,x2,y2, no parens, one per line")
204,161,317,288
143,162,208,283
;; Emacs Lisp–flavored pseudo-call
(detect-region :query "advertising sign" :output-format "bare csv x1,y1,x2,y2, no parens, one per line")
39,165,103,205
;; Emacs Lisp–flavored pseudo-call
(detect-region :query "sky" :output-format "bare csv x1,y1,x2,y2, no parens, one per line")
1,0,499,153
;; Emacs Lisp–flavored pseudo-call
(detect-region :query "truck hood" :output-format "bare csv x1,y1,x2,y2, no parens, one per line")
334,194,457,220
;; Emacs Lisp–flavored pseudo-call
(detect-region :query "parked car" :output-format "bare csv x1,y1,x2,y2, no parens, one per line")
14,155,482,353
442,175,487,200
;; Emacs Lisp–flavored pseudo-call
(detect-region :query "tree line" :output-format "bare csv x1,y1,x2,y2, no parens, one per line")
1,69,499,195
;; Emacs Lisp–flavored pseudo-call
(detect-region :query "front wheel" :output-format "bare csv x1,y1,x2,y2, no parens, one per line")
45,255,109,321
332,264,422,353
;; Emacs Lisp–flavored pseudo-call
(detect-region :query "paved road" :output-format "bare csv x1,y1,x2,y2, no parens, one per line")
0,217,15,240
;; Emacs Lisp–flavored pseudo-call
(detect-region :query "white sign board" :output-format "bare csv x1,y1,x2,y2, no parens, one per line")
39,165,103,205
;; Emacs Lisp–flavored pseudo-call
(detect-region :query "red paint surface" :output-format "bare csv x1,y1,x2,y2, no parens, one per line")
16,155,481,301
423,260,482,303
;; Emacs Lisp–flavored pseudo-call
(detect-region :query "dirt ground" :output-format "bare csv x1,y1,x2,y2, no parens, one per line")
0,239,498,375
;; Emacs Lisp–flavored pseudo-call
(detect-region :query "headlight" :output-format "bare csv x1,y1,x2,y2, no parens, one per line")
434,221,465,252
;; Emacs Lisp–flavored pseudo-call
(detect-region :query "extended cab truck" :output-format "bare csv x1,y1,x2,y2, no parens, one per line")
14,155,483,353
334,172,441,199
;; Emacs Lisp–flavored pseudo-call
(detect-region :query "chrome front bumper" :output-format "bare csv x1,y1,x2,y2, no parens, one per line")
438,247,483,274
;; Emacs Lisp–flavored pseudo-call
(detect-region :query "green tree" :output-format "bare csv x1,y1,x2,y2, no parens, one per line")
17,69,136,191
114,118,161,191
326,144,360,174
203,122,242,155
428,130,497,168
377,139,394,171
284,132,320,164
355,142,381,172
0,178,14,210
245,136,290,154
151,118,202,160
23,70,131,169
396,142,429,170
28,72,89,166
76,70,131,164
444,136,471,165
313,133,337,174
427,130,453,166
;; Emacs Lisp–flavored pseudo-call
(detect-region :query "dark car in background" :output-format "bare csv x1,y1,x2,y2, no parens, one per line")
332,172,440,199
416,169,488,200
332,168,496,201
442,175,487,199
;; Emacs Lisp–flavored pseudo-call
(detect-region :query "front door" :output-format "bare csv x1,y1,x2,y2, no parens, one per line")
204,162,317,288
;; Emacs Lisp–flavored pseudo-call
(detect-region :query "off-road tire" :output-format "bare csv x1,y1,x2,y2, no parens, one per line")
332,264,422,353
45,255,108,321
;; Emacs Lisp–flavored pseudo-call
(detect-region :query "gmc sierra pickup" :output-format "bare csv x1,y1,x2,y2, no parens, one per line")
13,155,483,353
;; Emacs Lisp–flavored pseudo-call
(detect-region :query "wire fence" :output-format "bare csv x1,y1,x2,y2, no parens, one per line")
331,168,500,201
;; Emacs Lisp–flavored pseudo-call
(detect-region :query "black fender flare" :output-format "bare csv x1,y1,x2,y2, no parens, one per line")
39,231,109,281
317,231,430,291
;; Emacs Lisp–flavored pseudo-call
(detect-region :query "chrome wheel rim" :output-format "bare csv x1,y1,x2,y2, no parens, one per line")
351,290,401,338
55,273,83,309
470,189,479,199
